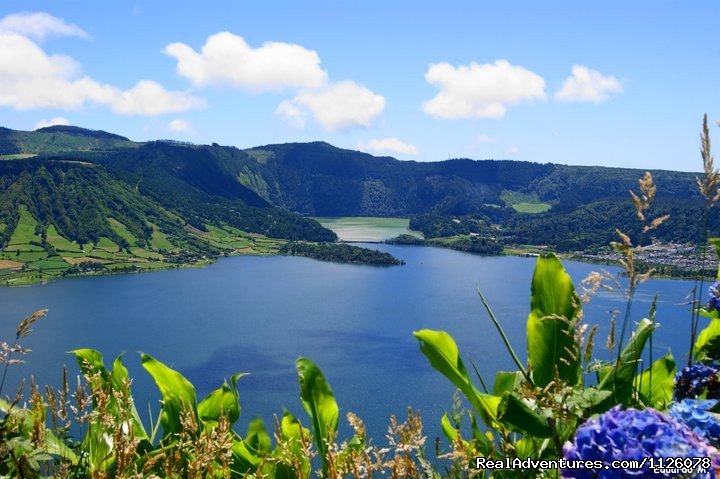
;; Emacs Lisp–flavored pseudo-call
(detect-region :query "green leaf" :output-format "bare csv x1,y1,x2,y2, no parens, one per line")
280,409,309,441
70,349,149,469
634,352,675,408
296,357,339,475
71,348,110,388
440,412,458,442
565,388,612,411
497,393,552,438
111,355,150,441
697,336,720,363
413,329,500,426
598,318,656,408
695,318,720,362
198,372,247,426
70,350,114,470
0,398,79,465
493,371,524,396
527,254,581,387
275,410,311,479
141,352,197,437
231,435,261,474
246,417,272,454
469,412,494,457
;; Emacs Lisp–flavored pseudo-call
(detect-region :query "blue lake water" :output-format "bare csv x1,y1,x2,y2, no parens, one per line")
0,244,702,446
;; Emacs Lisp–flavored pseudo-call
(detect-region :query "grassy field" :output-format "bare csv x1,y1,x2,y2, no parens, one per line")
314,217,421,242
7,205,42,246
46,225,83,252
108,218,138,246
511,202,552,213
500,189,552,214
0,205,292,285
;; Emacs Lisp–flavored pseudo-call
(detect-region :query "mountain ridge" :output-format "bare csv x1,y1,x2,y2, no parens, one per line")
1,125,715,264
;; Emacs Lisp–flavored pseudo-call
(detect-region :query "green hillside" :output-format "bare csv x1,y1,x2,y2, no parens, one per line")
0,124,715,275
0,160,303,285
0,125,138,156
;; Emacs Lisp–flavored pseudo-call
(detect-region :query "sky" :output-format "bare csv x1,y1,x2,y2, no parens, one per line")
0,1,718,172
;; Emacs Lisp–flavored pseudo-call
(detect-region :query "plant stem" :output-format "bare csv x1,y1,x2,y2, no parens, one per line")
689,213,711,365
477,288,534,387
0,338,19,398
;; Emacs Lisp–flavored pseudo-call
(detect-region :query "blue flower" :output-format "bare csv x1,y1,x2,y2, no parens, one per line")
709,282,720,311
669,399,720,447
563,406,715,478
675,363,720,400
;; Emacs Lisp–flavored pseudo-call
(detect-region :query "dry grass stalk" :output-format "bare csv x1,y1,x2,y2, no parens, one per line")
698,114,720,208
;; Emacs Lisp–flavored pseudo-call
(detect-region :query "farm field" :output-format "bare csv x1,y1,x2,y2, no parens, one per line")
0,208,286,285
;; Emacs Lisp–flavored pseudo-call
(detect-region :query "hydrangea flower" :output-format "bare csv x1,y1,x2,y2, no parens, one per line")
708,282,720,311
674,363,720,400
669,399,720,447
563,406,715,479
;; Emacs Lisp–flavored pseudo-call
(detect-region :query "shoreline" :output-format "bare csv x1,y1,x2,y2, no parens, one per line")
3,237,712,287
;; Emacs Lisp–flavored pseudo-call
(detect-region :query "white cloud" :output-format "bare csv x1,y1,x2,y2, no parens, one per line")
34,116,70,129
423,59,546,119
358,138,419,156
0,32,204,115
168,118,194,134
278,81,385,131
111,80,204,116
505,146,520,156
0,12,89,41
555,65,623,103
275,100,307,128
164,32,328,91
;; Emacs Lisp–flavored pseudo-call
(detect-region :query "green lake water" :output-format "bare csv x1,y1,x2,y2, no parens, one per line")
314,217,422,242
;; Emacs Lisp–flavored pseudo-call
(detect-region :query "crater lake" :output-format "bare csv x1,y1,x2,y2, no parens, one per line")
0,243,700,445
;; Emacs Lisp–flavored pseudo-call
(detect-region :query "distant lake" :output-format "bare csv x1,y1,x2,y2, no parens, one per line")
314,217,422,242
0,244,701,446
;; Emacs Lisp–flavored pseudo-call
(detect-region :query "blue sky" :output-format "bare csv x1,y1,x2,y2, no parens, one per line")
0,1,717,171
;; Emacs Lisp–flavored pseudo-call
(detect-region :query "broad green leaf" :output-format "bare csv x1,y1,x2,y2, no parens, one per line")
0,398,79,465
695,317,720,362
231,434,261,474
246,417,272,453
414,329,501,426
514,436,552,461
276,410,311,479
440,412,458,442
296,357,339,475
72,348,110,391
598,318,656,408
72,349,113,471
141,352,197,437
527,254,581,387
497,393,551,438
198,372,247,426
565,388,612,411
634,352,675,408
71,349,149,469
111,355,150,441
469,412,494,457
696,336,720,363
280,409,309,441
493,371,524,396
